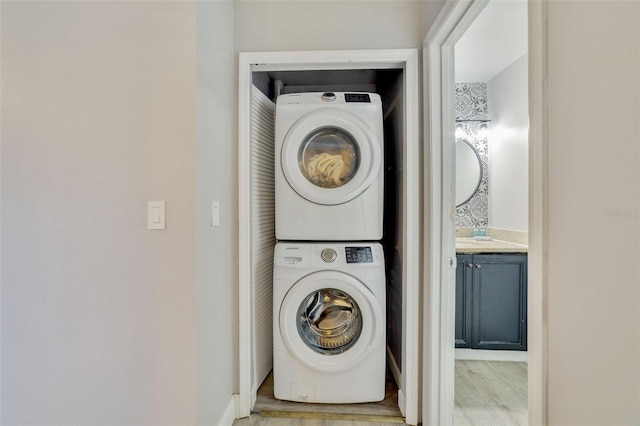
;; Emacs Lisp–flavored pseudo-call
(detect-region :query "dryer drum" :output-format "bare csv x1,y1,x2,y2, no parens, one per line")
298,126,360,189
297,288,363,355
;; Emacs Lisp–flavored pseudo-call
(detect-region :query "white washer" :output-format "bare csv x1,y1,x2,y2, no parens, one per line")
273,242,386,403
275,92,384,241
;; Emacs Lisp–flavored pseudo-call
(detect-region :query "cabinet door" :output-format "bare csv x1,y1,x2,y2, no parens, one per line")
455,255,473,348
470,254,527,350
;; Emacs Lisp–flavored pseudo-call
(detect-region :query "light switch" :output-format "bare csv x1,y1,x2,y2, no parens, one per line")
211,201,219,227
148,201,165,230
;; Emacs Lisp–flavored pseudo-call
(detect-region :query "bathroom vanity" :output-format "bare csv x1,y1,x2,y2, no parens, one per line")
455,238,527,351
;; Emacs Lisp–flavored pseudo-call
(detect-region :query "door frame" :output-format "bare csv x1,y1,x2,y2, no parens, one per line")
422,1,548,425
238,49,421,424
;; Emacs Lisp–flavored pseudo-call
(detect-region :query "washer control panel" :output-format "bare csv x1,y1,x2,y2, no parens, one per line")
274,242,383,268
345,246,373,264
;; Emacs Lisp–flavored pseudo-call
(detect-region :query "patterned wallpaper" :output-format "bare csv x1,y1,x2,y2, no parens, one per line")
455,83,488,120
455,83,489,228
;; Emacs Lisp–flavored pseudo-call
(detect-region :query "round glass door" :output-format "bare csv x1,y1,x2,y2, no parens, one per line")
297,288,363,355
298,127,360,189
279,270,383,373
281,109,381,205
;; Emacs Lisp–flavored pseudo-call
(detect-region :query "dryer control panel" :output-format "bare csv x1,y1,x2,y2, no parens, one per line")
344,93,371,103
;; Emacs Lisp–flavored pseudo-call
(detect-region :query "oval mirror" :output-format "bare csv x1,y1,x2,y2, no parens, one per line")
455,139,482,207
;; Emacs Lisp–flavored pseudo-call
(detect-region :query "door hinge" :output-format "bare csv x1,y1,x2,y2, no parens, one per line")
449,256,457,269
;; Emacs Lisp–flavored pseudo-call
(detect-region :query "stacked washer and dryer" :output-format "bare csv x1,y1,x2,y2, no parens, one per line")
273,91,387,403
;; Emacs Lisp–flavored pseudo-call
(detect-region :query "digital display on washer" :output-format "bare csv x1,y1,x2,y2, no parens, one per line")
344,93,371,103
345,246,373,263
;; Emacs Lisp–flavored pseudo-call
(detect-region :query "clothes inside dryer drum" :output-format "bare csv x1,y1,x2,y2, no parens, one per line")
298,126,360,188
297,288,363,355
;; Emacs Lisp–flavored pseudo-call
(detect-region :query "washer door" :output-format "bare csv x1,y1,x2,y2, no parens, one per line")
281,108,381,205
279,270,383,374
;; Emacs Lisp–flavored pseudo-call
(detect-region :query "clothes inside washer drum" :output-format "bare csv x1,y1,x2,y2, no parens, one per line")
297,289,363,354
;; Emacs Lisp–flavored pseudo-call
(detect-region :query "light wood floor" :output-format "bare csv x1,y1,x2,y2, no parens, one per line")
454,360,528,426
234,417,403,426
234,361,527,425
233,371,404,425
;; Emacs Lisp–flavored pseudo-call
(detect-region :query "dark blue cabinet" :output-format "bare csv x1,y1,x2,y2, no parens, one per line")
455,253,527,351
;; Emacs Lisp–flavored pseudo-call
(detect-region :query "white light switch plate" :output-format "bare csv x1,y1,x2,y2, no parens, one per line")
148,201,166,230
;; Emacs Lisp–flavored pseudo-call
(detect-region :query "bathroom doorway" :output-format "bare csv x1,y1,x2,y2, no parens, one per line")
453,1,529,424
423,1,546,425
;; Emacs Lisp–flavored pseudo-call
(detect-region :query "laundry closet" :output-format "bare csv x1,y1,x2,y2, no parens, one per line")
239,51,420,422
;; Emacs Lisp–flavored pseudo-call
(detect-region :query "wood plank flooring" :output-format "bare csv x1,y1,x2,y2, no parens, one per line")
233,371,404,425
234,417,403,426
234,361,527,425
454,360,528,426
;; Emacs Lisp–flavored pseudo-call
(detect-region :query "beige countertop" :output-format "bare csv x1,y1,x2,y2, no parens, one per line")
455,238,528,254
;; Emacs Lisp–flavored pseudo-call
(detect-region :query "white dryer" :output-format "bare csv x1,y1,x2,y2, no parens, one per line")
273,242,386,403
275,92,384,241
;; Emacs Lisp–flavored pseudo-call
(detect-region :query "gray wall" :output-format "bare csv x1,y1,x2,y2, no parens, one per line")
422,0,447,41
1,1,434,424
234,1,424,52
195,2,236,425
546,1,640,424
488,54,528,232
1,2,197,424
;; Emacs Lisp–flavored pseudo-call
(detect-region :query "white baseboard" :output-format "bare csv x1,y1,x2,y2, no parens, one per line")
218,394,239,426
455,349,528,362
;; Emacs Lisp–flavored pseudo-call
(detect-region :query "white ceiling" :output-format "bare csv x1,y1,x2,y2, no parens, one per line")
455,0,528,82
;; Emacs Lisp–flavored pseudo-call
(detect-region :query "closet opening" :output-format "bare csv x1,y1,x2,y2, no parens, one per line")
238,50,420,424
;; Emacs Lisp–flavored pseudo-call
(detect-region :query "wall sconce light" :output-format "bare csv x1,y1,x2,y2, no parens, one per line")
477,123,489,140
455,119,490,140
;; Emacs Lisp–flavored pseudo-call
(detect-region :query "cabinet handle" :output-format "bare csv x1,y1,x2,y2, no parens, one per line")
475,264,482,269
467,263,473,268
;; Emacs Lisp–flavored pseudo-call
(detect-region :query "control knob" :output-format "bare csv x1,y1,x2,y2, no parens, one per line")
321,248,337,263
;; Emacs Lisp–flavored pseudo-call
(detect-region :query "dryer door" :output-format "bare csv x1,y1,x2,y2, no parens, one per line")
281,108,381,205
279,270,383,374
